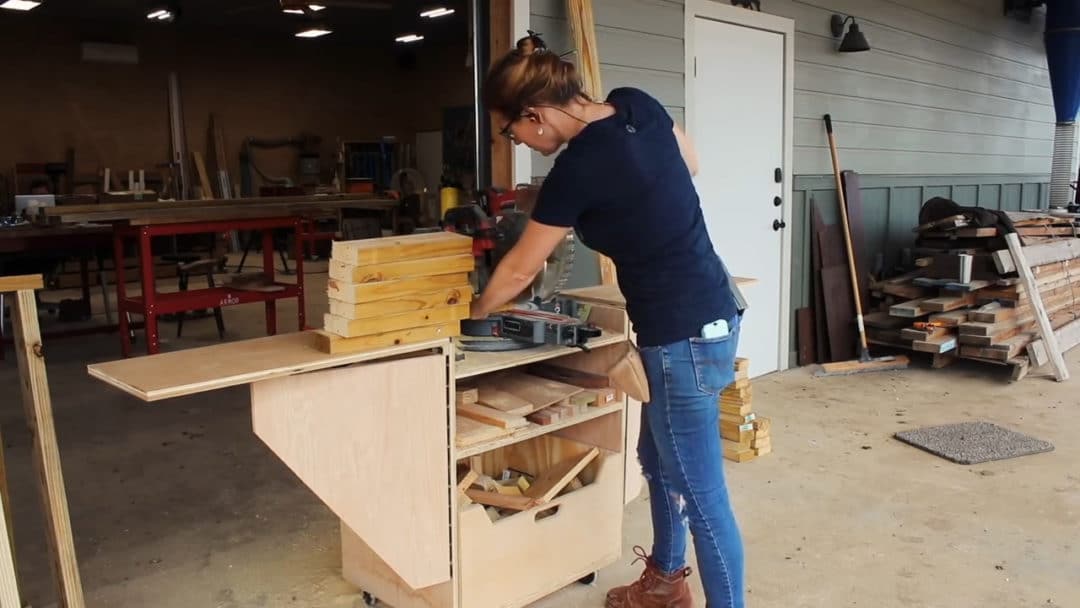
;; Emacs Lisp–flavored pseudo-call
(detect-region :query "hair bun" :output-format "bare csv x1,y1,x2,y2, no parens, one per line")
516,30,548,54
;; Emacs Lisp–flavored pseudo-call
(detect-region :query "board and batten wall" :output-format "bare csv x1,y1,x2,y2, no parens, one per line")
528,0,1054,365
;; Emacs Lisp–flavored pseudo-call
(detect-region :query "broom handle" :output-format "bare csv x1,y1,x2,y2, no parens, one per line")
824,114,869,355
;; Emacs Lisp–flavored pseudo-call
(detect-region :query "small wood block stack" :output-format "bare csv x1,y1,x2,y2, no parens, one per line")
315,232,475,354
720,358,770,463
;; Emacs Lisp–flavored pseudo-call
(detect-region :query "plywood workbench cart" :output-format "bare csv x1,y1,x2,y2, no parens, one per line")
86,294,640,608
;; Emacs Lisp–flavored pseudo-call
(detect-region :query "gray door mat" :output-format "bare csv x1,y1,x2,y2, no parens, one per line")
894,421,1054,465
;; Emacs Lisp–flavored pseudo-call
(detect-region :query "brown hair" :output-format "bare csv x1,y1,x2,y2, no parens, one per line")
483,33,586,119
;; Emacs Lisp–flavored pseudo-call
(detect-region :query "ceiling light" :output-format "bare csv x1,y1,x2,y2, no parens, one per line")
296,27,332,38
395,33,424,43
420,7,455,18
146,9,174,21
307,4,326,11
283,8,304,14
283,3,325,13
0,0,42,10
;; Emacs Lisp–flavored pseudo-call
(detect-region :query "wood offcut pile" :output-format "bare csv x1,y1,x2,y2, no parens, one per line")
315,231,475,354
456,446,600,522
864,211,1080,378
721,358,772,463
454,365,620,450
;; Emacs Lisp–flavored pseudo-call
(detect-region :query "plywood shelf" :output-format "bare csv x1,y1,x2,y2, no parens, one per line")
456,403,623,459
455,329,627,380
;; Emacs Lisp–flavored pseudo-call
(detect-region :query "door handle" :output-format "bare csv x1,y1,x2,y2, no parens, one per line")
773,219,786,231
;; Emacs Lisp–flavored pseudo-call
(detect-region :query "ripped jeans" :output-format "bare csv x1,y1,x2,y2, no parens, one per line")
637,314,744,608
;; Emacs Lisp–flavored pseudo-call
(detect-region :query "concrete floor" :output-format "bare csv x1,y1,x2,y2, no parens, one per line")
1,265,1077,607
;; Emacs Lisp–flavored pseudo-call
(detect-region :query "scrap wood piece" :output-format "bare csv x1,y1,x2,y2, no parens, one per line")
455,415,513,448
524,363,611,389
313,322,459,355
476,386,533,415
455,387,479,406
456,403,528,429
484,372,584,413
327,273,472,305
328,286,473,320
457,469,479,495
464,489,538,511
526,409,560,426
524,447,600,504
11,288,86,608
1005,233,1069,381
331,231,473,266
0,274,44,292
1026,315,1080,368
913,333,958,354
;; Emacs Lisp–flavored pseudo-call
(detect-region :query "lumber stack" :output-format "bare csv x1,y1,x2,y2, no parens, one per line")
315,231,475,354
865,211,1080,376
721,358,771,463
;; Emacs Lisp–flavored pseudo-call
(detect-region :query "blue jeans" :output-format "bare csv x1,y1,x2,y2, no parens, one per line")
637,314,744,608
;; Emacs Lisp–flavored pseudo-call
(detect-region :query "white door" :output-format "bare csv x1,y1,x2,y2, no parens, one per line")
692,16,786,378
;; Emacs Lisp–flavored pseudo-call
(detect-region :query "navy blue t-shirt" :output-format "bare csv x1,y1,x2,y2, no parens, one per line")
531,87,740,347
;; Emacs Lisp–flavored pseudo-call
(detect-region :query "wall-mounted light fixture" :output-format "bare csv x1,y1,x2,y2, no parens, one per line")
395,33,424,44
830,14,870,53
296,25,332,38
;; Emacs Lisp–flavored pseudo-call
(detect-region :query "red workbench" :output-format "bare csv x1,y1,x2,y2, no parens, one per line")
114,216,307,357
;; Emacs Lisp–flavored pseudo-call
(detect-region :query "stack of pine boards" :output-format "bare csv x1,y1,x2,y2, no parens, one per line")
316,231,475,354
865,213,1080,375
454,364,619,450
721,358,771,463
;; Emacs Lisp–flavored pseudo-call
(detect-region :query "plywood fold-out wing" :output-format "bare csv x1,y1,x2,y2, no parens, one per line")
251,354,452,589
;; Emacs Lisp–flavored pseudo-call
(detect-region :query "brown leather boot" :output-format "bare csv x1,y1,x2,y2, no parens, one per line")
605,546,693,608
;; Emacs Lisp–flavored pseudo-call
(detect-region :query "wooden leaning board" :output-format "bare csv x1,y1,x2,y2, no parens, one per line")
319,232,475,354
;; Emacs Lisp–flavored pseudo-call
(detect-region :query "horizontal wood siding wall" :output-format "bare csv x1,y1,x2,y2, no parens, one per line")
788,173,1050,365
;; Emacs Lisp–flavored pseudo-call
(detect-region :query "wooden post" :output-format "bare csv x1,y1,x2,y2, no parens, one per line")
1004,233,1069,382
0,482,17,608
489,0,513,190
8,278,86,608
568,0,617,286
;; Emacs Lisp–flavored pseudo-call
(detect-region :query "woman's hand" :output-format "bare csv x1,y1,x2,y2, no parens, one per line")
471,219,572,317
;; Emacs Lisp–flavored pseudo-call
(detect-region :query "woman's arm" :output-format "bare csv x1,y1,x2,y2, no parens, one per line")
470,219,572,319
673,123,699,176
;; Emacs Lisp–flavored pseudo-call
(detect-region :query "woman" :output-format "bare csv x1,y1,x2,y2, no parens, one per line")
470,33,745,608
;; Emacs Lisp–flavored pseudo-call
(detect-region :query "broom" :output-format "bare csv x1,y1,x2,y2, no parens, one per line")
814,114,910,377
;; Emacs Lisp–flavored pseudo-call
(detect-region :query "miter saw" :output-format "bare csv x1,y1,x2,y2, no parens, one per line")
443,187,600,351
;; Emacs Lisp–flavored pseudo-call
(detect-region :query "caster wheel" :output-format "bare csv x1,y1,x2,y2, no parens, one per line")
578,572,597,585
362,591,378,606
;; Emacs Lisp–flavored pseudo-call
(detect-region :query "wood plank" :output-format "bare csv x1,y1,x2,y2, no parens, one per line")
922,292,976,312
455,416,513,449
476,387,534,415
864,311,911,329
88,331,452,402
457,403,528,429
995,238,1080,274
890,298,931,318
0,274,43,292
483,373,584,413
11,290,86,608
524,447,600,504
314,323,459,354
1005,233,1069,381
523,363,611,389
328,287,473,320
821,265,856,361
327,273,471,304
0,443,18,607
927,310,970,327
323,304,469,338
1027,316,1080,368
913,333,958,354
797,307,816,366
328,254,475,284
463,489,538,511
811,201,829,363
332,232,473,266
